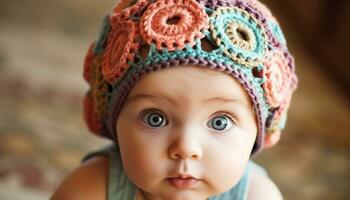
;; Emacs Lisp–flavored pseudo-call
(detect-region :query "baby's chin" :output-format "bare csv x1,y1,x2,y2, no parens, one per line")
143,189,211,200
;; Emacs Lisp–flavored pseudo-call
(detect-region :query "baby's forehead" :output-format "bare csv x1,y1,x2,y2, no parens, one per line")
126,66,252,107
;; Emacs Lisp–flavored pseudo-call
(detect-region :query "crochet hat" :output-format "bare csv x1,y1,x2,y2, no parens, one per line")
83,0,298,154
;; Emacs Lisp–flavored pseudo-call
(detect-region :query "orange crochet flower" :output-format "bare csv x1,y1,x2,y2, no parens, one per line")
102,19,139,84
140,0,209,51
263,50,293,107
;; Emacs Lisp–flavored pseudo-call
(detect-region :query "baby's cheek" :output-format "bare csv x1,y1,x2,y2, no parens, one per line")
121,142,166,190
204,144,250,195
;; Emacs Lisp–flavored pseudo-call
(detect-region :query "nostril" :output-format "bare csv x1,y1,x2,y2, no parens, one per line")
168,135,203,160
172,153,182,160
170,150,201,161
191,154,199,160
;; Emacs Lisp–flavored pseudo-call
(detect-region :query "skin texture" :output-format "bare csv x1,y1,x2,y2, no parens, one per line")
116,66,258,200
51,66,283,200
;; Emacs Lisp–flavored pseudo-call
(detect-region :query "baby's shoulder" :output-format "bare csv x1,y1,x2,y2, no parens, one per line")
247,169,283,200
51,155,110,200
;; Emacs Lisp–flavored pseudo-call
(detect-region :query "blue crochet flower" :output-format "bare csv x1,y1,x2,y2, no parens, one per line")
209,7,268,67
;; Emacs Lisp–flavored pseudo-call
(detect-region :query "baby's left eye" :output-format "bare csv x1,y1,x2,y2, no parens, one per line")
207,115,235,132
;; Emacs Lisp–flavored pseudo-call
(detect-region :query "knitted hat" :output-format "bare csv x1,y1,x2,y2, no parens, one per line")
83,0,298,154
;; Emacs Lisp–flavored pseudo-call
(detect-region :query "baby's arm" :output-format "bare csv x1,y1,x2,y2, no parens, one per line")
247,170,283,200
51,155,109,200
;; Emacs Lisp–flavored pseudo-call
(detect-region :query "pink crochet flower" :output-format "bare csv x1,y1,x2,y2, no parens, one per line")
102,19,139,84
263,50,294,107
140,0,209,51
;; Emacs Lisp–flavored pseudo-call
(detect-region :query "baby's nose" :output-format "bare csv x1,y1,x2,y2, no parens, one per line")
168,132,203,160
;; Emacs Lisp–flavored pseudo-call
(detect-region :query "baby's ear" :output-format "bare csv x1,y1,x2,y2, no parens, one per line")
264,132,281,148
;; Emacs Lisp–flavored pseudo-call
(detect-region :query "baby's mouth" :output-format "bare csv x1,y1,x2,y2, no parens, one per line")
167,175,200,189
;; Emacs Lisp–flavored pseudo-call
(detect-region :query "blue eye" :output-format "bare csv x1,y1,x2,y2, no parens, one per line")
208,115,234,131
141,111,167,128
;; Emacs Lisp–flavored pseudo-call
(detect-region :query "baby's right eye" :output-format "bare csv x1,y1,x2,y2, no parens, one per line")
140,110,168,128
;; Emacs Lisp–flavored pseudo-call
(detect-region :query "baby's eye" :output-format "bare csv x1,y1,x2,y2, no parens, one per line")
207,114,235,132
141,111,168,128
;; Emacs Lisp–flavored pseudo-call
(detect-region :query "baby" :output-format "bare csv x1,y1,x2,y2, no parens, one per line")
52,0,297,199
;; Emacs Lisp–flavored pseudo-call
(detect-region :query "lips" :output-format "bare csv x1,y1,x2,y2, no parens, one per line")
167,175,199,189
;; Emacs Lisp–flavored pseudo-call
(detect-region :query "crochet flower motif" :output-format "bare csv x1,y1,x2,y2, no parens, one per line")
262,50,293,107
234,0,284,49
210,7,268,67
140,0,209,51
102,19,139,84
83,43,95,83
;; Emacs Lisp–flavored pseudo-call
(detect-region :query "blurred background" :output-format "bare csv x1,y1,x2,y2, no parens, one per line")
0,0,349,199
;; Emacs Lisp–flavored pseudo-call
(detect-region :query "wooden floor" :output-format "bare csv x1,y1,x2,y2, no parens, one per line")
0,1,349,199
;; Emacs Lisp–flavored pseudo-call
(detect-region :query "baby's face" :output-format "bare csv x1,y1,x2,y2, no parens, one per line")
116,66,257,200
